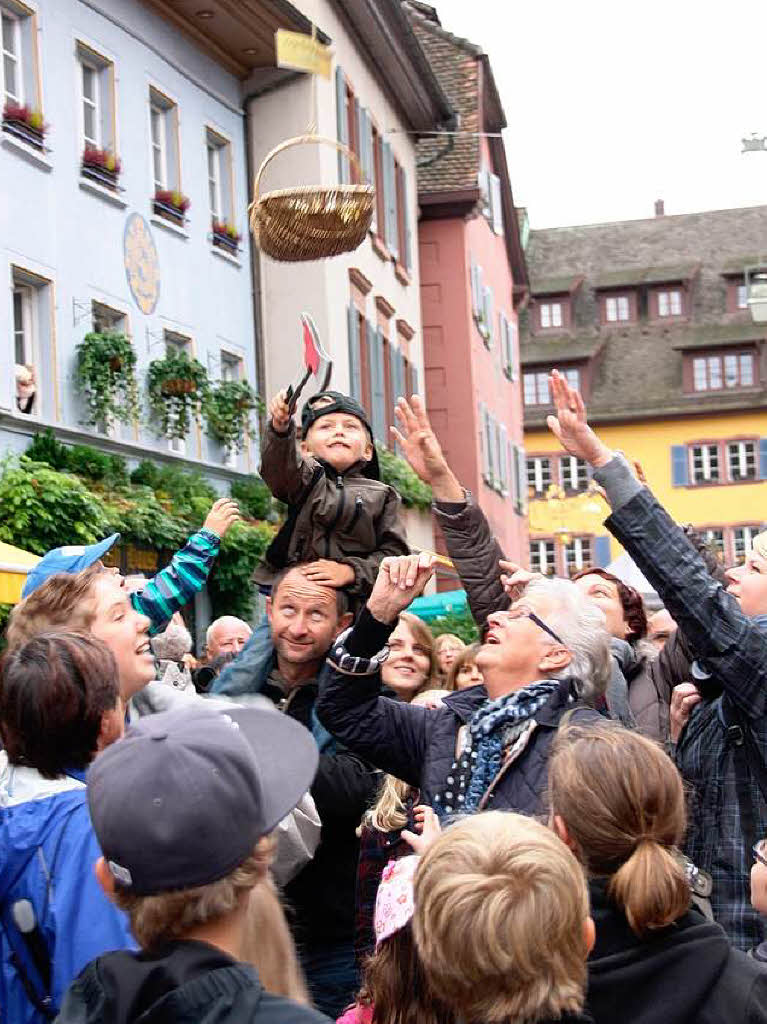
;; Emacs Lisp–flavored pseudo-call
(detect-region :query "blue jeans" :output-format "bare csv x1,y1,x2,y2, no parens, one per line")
210,614,273,696
301,940,359,1019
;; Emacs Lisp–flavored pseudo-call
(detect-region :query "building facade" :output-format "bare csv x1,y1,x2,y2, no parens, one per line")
405,2,529,582
0,0,306,481
244,0,454,556
520,204,767,575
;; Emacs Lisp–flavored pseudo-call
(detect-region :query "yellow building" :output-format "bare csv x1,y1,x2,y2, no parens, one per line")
519,206,767,576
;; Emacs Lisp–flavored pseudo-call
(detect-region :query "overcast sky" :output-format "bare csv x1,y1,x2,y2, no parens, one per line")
432,0,767,229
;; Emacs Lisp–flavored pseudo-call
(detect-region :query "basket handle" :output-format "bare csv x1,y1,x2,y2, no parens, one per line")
253,134,365,203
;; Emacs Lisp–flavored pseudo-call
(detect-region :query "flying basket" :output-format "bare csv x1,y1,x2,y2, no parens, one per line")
249,134,375,262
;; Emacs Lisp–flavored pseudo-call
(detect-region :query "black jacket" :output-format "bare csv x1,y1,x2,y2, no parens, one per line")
54,940,331,1024
262,676,379,948
587,881,767,1024
317,620,602,817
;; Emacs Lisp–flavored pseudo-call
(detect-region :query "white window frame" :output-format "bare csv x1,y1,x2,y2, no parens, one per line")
523,371,551,406
565,537,592,576
540,302,562,329
526,456,551,496
80,56,101,149
164,330,192,455
2,7,22,105
733,526,759,563
727,440,757,481
561,455,588,492
207,139,222,220
150,98,168,191
530,539,556,575
702,528,725,559
605,295,630,322
220,349,244,468
92,300,126,336
658,289,682,317
13,282,33,365
690,443,720,484
564,368,580,391
737,283,748,309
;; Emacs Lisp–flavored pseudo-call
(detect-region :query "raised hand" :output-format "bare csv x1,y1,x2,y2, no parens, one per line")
402,804,442,855
269,388,291,433
392,396,463,501
546,370,612,468
203,498,241,538
367,552,436,624
499,559,543,601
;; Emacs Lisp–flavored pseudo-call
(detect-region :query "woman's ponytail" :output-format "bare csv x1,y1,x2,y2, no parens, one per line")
609,839,690,935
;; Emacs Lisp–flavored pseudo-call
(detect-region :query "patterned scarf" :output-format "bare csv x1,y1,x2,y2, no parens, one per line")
434,680,560,818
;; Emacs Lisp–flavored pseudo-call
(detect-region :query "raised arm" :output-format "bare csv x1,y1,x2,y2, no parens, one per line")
546,370,767,720
260,390,317,505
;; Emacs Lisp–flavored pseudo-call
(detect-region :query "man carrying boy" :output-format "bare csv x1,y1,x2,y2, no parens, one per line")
56,705,331,1024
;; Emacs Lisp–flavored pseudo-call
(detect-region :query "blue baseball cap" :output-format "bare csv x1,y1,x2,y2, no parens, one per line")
22,533,121,598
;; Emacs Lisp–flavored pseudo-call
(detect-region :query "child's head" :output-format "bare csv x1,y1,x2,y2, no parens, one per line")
548,724,689,936
445,642,483,691
300,391,376,475
88,705,318,950
413,811,593,1024
357,855,452,1024
433,632,465,678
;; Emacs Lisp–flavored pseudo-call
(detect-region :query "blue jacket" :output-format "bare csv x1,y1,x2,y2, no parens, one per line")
0,758,134,1022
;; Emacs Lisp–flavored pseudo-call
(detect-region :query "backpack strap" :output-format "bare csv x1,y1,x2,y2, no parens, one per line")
721,695,767,854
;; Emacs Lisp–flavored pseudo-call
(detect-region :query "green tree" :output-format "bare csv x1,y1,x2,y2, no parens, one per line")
429,608,479,644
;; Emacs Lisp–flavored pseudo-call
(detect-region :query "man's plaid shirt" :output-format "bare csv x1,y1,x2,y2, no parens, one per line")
606,488,767,951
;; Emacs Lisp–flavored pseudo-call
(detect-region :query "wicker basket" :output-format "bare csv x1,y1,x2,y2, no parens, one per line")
249,134,375,262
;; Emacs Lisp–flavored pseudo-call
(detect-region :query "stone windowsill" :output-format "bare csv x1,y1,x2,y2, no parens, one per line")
210,245,242,268
2,131,52,171
150,214,189,240
79,177,128,208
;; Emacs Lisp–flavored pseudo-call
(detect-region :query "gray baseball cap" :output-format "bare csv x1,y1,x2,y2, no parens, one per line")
87,705,318,896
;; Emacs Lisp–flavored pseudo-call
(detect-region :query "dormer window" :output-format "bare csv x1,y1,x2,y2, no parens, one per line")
605,295,630,322
657,289,683,318
538,299,566,330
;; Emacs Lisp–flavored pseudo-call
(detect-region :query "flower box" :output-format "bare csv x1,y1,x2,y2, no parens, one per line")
211,219,241,255
154,189,190,225
81,147,122,190
2,103,46,151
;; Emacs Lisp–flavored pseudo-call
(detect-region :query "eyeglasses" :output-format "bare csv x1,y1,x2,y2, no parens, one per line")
753,840,767,869
495,606,565,647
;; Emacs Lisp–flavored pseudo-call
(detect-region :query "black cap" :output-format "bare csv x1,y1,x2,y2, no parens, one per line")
301,391,380,479
87,706,318,895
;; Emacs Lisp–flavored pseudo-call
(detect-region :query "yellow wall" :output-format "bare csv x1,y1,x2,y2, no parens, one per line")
526,411,767,562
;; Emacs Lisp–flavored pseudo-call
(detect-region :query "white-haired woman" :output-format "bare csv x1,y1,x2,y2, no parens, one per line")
316,553,610,820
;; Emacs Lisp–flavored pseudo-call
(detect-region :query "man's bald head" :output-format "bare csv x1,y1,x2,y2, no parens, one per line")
206,615,252,659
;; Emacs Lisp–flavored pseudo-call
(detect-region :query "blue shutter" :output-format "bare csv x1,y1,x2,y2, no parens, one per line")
594,535,612,567
335,66,349,184
356,100,365,182
671,444,689,487
384,144,399,260
470,260,479,317
490,173,503,235
401,172,412,272
760,438,767,480
410,362,419,398
347,305,360,401
370,325,386,442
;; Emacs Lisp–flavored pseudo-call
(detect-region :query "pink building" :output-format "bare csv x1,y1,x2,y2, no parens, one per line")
407,3,530,583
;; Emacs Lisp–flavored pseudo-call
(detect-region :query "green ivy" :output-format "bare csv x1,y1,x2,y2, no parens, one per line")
75,332,139,428
376,444,432,511
147,352,210,440
208,520,274,621
205,379,264,452
26,429,70,471
230,476,273,521
103,489,188,550
0,457,110,555
430,608,479,645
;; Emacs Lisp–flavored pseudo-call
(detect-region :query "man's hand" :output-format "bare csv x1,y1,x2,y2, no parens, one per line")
300,560,355,588
499,559,543,601
204,498,241,539
546,370,613,469
269,388,291,433
669,682,702,744
367,552,435,624
392,396,463,502
402,804,442,855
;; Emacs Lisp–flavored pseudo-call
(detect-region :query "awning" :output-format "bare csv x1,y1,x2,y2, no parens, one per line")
0,541,40,604
408,588,468,622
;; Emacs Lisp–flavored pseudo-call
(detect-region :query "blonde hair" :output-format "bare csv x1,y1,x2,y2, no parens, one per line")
414,811,589,1024
364,774,413,833
549,724,689,937
444,642,481,692
240,876,310,1004
113,836,274,950
7,568,100,650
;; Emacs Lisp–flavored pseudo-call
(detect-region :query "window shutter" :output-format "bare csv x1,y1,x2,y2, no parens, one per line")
479,402,489,481
499,424,509,494
347,304,361,401
364,111,376,232
490,173,503,235
401,171,412,272
594,535,611,568
478,167,490,211
499,312,509,370
470,261,479,318
759,438,767,480
335,67,349,184
671,444,689,487
410,361,419,398
508,440,517,506
395,347,405,403
509,320,518,381
484,287,495,347
383,143,398,260
515,444,528,514
355,100,366,180
370,326,386,442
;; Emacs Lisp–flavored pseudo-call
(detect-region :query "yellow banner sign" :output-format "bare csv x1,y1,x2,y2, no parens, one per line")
276,29,331,80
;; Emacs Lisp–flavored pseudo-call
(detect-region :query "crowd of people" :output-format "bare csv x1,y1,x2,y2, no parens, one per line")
2,371,767,1023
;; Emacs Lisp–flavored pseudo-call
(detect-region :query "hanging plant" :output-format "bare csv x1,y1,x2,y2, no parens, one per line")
74,332,138,428
205,379,263,452
147,351,209,440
